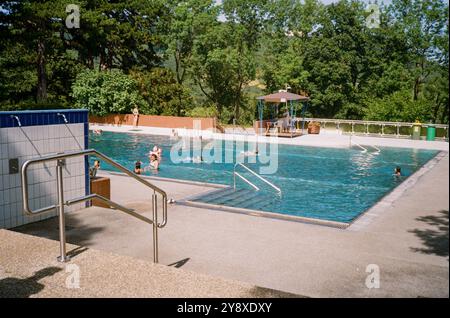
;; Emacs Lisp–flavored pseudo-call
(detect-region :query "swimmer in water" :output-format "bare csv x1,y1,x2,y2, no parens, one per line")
149,145,162,161
394,166,402,177
149,153,160,170
134,161,143,174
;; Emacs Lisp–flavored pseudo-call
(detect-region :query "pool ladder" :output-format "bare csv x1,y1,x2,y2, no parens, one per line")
349,136,381,154
233,163,282,196
21,149,168,263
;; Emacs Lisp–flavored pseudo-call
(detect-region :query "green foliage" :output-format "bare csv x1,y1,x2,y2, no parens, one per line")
0,0,448,125
130,68,193,116
192,21,256,123
71,69,146,116
187,105,217,118
364,89,433,123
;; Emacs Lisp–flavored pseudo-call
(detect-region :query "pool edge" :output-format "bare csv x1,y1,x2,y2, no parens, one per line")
179,199,350,229
347,150,448,231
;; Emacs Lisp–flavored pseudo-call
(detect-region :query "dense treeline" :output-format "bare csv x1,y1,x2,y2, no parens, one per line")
0,0,448,125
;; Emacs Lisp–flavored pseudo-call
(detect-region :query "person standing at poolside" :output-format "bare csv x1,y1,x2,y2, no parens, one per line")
132,106,139,127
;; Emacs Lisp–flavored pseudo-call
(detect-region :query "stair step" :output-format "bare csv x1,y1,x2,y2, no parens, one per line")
199,187,237,203
209,189,254,205
238,194,271,209
225,191,262,207
253,199,275,211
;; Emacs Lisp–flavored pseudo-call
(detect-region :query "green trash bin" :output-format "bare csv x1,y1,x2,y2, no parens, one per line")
426,126,436,141
412,121,422,140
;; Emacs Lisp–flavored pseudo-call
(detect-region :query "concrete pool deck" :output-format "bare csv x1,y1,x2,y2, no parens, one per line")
11,152,449,297
0,230,299,298
89,123,449,151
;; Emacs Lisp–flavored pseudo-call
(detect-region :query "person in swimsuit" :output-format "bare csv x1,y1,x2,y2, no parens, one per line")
149,154,159,170
134,161,143,174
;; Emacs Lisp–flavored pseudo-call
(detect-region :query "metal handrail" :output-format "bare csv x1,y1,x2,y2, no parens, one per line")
21,149,168,263
293,117,449,139
297,117,449,128
233,163,282,194
234,172,260,191
350,139,367,152
349,136,381,153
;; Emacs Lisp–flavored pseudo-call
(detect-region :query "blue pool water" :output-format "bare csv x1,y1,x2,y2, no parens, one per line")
89,131,438,223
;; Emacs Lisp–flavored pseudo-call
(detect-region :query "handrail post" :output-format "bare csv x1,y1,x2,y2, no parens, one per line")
152,192,158,263
56,159,70,263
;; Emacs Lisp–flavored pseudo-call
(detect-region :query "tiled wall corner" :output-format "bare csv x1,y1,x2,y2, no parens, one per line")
0,110,89,229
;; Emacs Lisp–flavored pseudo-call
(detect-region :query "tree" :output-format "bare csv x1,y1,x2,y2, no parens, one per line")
388,0,449,101
0,0,68,103
192,22,256,123
66,0,168,71
364,89,433,123
130,67,193,116
300,1,369,118
71,69,146,116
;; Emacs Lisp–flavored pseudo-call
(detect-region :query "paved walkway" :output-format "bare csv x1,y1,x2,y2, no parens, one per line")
0,230,299,297
13,153,449,297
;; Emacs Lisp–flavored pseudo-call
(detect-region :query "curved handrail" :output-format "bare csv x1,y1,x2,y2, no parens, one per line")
21,149,167,228
233,163,282,194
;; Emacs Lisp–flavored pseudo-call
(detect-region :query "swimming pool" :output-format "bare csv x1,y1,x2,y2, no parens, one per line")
89,131,438,223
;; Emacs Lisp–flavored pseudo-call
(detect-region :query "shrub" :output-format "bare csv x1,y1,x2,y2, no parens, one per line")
71,69,146,116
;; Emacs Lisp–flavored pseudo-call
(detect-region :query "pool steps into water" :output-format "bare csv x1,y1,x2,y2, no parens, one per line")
192,187,276,211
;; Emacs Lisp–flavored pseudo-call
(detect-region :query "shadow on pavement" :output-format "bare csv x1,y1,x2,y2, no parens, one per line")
409,210,449,259
0,267,61,298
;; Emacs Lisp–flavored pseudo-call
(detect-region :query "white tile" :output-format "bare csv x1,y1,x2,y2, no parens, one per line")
48,139,57,153
28,170,35,185
36,140,45,154
9,186,16,203
3,190,10,204
28,127,37,141
16,129,27,142
0,202,5,214
30,198,40,211
2,159,9,174
39,197,47,209
20,126,32,138
11,175,18,188
2,175,10,189
10,216,17,228
32,184,40,198
6,128,18,143
15,187,23,204
0,159,8,176
0,129,7,144
53,125,61,139
0,144,8,159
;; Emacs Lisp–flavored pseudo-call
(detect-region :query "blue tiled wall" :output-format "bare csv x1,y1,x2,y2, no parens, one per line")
0,109,88,128
0,109,90,228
